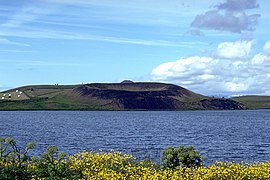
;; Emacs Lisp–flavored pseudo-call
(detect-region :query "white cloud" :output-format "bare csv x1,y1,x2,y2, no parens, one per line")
151,40,270,96
198,74,215,81
263,40,270,55
2,3,54,28
190,0,261,33
251,53,269,65
0,27,204,47
0,37,29,46
151,56,214,81
0,49,35,53
225,82,248,92
0,1,212,49
216,40,252,59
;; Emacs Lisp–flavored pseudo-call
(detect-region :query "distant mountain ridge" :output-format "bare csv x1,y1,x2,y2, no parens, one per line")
0,82,249,110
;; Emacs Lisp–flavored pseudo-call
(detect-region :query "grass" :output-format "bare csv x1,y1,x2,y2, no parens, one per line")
0,84,101,110
0,96,104,110
0,92,29,101
232,95,270,109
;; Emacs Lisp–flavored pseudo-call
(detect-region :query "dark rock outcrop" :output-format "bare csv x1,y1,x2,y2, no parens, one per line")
200,99,246,110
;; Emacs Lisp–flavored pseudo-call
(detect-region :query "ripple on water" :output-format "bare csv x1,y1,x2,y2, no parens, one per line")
0,110,269,164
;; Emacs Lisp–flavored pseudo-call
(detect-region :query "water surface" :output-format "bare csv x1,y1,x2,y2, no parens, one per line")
0,110,269,164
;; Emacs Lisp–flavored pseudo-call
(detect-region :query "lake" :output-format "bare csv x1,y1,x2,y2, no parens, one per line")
0,110,269,165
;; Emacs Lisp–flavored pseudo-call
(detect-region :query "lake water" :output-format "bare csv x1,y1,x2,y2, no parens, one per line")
0,110,269,164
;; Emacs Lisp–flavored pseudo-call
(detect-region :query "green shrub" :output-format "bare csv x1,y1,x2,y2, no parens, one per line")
162,145,203,169
32,145,81,179
0,138,81,179
0,137,35,179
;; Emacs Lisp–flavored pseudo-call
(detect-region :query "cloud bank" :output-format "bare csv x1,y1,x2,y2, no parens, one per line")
191,0,260,33
151,40,270,96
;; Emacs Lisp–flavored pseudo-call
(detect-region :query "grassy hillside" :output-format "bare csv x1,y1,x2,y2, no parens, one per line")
0,82,246,110
231,95,270,109
0,85,105,110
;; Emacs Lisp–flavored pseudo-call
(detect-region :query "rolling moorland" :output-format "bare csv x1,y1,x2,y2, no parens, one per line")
0,81,268,110
231,95,270,109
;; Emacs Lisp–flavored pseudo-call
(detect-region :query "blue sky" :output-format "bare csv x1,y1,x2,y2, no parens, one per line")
0,0,269,96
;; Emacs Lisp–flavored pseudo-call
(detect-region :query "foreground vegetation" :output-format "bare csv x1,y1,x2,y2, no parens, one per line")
1,138,270,179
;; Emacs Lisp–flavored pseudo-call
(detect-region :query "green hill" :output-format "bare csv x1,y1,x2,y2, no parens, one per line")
0,82,245,110
0,84,101,110
231,95,270,109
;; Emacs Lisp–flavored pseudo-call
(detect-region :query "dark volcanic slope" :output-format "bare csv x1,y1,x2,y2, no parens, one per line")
72,82,245,110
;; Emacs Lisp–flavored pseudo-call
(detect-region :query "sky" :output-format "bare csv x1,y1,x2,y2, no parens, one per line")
0,0,269,96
